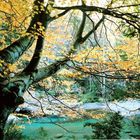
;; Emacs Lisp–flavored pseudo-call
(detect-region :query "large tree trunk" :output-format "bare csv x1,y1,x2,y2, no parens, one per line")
0,80,21,139
0,104,17,140
0,57,68,139
0,81,26,139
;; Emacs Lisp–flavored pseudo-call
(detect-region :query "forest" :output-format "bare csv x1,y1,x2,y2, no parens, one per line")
0,0,140,139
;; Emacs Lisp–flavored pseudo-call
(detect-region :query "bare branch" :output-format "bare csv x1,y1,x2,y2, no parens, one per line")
54,5,140,31
110,4,140,9
76,12,86,41
51,9,70,20
27,90,46,115
81,15,105,43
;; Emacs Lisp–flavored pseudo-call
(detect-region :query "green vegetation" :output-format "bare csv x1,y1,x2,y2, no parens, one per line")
5,122,25,140
84,112,123,139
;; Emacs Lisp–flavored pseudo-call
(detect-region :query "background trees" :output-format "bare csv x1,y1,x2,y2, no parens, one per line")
0,0,139,139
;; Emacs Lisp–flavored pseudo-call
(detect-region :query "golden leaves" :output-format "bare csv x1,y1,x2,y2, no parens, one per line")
0,59,17,78
71,37,139,75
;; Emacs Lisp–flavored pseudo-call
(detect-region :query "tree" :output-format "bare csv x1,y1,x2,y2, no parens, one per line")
0,0,139,139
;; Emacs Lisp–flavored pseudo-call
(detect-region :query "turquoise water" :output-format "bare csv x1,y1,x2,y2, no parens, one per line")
17,115,140,140
19,117,98,140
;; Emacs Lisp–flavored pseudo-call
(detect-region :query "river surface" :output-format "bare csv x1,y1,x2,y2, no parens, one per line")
19,115,140,140
20,117,97,140
11,99,140,140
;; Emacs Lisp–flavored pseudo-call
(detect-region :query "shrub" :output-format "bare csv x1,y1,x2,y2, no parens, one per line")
84,112,123,139
4,122,25,140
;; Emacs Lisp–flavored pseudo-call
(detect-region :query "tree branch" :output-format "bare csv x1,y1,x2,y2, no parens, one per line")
0,0,47,64
81,15,105,43
23,0,50,73
51,9,70,20
68,11,87,55
110,4,140,9
0,35,34,64
23,36,44,72
33,58,69,83
27,0,46,33
54,5,140,31
76,12,86,41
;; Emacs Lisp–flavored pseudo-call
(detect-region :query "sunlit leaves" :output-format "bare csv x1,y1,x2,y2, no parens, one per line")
69,37,139,78
0,0,139,81
0,0,32,29
0,59,17,78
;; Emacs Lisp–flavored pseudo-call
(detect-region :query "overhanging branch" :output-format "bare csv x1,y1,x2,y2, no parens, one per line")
0,35,34,64
54,5,140,31
81,15,105,43
23,0,50,73
33,58,69,83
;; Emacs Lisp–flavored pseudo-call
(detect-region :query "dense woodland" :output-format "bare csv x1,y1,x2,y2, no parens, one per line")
0,0,140,139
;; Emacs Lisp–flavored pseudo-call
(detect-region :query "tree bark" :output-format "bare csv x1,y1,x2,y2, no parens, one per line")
0,105,17,140
0,35,34,64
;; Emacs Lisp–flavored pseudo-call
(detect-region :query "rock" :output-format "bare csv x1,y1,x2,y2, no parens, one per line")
16,107,36,115
7,114,20,124
80,102,106,110
54,133,64,139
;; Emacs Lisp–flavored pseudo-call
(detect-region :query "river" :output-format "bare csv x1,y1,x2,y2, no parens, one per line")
12,99,140,140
